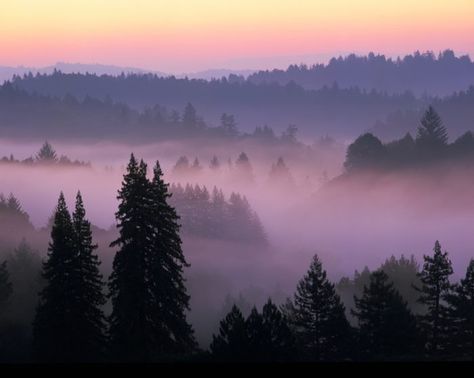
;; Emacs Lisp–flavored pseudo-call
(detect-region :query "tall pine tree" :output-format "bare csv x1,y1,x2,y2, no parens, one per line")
445,259,474,360
352,270,419,360
33,192,106,362
415,106,449,158
71,191,107,361
33,193,77,362
108,155,154,361
210,304,249,361
287,254,353,361
108,155,195,362
147,161,195,355
415,240,453,357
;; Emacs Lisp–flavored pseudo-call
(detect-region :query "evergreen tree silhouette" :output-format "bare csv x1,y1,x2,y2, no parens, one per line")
109,155,195,362
414,240,453,357
33,192,106,362
352,270,419,360
108,155,155,361
416,106,448,158
36,141,58,163
147,161,196,355
210,305,249,361
287,254,352,361
33,193,77,362
71,192,107,361
259,299,296,361
445,259,474,360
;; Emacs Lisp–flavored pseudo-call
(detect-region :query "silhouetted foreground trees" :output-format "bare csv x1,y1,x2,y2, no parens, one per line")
108,155,196,362
33,192,107,362
345,106,474,172
210,242,474,362
2,156,474,362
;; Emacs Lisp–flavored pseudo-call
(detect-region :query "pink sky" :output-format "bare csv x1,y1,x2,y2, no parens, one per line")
1,0,473,73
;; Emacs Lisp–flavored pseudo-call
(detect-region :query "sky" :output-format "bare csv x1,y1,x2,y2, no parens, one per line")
1,0,474,73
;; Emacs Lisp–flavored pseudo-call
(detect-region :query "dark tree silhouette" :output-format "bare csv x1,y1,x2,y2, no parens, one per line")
36,141,58,163
344,133,386,171
108,155,195,362
210,305,249,361
71,192,107,361
416,106,448,158
147,161,196,355
33,192,106,362
414,240,453,357
352,270,419,360
257,299,296,361
108,155,156,361
445,259,474,360
33,193,77,362
286,254,353,361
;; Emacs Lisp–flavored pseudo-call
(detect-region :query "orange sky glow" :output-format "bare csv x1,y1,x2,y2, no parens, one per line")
1,0,473,72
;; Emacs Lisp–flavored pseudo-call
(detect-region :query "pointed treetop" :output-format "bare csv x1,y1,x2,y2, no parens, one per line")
37,141,58,162
416,106,448,145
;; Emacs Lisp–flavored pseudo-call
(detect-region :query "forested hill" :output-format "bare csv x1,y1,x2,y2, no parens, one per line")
247,50,474,96
4,77,474,140
10,71,420,138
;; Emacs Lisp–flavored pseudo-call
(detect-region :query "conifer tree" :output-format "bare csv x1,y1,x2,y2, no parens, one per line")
210,305,249,361
415,240,453,357
245,306,265,360
416,106,448,146
108,155,154,361
33,192,77,362
71,191,107,361
352,270,419,360
33,192,106,362
287,254,352,361
36,141,58,163
147,161,195,354
108,155,195,361
445,259,474,360
258,299,296,361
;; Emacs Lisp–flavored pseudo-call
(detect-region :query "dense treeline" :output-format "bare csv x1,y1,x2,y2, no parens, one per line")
0,82,308,143
211,242,474,361
7,69,474,139
344,106,474,172
371,86,474,140
1,154,474,362
168,183,267,244
248,50,474,96
8,71,422,137
0,141,90,167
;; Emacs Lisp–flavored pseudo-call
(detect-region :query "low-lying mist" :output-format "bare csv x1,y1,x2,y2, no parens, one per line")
1,138,474,348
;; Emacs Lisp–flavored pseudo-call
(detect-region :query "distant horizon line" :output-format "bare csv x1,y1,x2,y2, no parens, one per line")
1,48,472,78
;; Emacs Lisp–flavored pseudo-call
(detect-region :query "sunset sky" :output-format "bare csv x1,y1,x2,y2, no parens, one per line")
1,0,473,73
